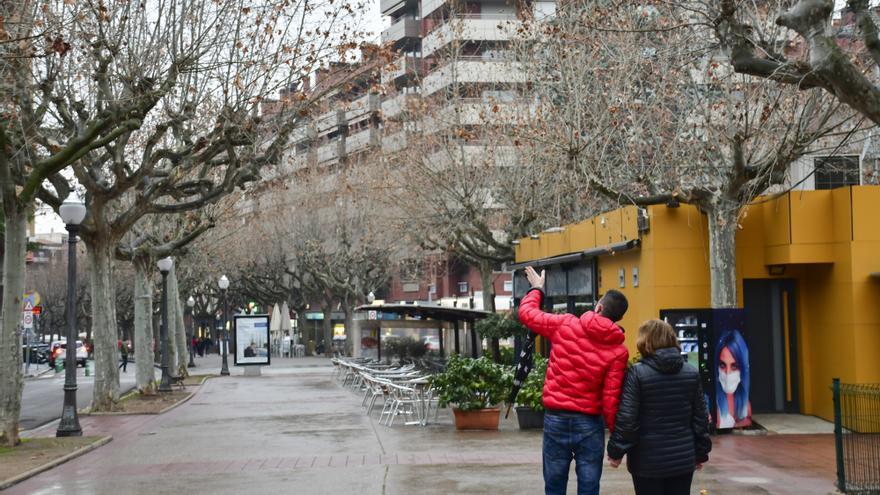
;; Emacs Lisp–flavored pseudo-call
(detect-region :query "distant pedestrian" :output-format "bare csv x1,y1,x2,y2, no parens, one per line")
606,320,712,495
518,266,630,495
119,341,129,372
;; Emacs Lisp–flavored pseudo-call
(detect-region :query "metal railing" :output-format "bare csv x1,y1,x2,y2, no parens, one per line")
833,379,880,494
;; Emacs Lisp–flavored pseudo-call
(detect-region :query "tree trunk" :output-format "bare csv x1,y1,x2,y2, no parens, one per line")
706,202,739,309
343,305,354,357
322,305,333,357
0,206,28,446
167,267,188,377
133,257,156,395
88,239,120,411
479,261,501,363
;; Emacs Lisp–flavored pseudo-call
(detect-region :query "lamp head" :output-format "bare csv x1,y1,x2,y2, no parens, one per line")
187,296,196,307
59,197,87,226
218,275,230,290
157,257,174,273
367,291,375,303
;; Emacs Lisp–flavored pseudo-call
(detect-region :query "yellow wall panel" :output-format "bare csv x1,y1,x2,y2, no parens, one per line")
789,190,833,245
762,196,791,247
621,206,640,242
648,205,708,249
596,209,624,246
852,186,880,241
853,323,880,383
542,230,570,258
764,244,834,265
737,203,765,249
831,187,853,242
569,218,596,253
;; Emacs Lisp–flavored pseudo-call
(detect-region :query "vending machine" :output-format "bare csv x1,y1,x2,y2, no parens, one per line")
660,308,751,430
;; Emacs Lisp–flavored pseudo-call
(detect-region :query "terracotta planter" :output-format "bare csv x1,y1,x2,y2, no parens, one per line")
515,406,545,429
452,407,501,430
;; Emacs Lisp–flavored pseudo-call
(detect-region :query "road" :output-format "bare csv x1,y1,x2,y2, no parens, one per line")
20,361,147,431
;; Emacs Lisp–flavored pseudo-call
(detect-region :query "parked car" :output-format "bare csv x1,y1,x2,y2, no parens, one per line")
21,343,49,364
52,340,88,368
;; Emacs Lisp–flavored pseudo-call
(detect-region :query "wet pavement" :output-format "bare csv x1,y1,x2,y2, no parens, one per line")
9,357,838,494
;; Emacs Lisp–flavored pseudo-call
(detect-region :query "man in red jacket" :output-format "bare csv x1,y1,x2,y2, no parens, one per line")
519,266,629,495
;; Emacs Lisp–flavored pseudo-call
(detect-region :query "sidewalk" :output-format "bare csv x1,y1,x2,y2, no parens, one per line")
8,358,839,495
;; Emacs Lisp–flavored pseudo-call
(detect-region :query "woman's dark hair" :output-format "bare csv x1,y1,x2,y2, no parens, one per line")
599,290,628,322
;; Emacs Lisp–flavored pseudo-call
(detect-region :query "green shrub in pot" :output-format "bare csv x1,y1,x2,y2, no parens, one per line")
431,355,513,411
516,355,548,412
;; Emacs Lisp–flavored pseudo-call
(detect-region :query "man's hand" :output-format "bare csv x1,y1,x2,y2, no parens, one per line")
607,456,621,468
525,266,545,291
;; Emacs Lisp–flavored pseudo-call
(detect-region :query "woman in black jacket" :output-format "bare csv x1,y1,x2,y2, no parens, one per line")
606,319,712,495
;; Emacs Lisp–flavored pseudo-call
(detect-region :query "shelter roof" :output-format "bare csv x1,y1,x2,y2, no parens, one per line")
354,303,491,322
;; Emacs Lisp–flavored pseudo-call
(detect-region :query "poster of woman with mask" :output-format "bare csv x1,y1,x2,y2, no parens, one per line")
715,329,752,428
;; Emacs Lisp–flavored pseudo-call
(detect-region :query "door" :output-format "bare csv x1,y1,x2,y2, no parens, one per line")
744,279,800,414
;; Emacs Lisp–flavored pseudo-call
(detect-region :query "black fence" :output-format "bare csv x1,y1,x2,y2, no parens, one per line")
833,379,880,494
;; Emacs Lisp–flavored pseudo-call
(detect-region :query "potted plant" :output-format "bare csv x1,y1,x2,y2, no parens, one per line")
431,355,513,430
515,355,547,429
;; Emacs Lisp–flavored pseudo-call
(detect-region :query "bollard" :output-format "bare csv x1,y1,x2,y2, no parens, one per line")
85,360,91,376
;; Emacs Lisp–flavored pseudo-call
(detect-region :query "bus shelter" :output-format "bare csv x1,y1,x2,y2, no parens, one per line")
353,304,491,361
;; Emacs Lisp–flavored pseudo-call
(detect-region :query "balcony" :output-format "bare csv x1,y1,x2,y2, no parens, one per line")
345,93,379,122
423,15,520,57
381,92,417,119
422,59,525,96
346,128,378,154
381,0,416,16
382,55,421,85
316,140,342,164
381,18,420,45
314,109,341,136
432,101,528,127
421,0,447,17
381,131,409,153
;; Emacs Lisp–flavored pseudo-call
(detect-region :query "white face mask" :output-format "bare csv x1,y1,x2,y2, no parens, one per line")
719,370,741,394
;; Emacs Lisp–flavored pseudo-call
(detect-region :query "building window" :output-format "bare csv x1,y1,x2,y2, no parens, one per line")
503,280,513,292
458,282,469,294
814,156,860,190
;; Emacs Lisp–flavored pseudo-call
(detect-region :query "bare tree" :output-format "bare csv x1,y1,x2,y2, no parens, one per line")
515,0,861,308
23,0,371,411
714,0,880,126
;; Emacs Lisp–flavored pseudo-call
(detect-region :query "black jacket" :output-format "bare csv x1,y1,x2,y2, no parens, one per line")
606,347,711,478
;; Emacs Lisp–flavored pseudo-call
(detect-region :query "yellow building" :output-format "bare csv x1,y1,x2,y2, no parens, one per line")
511,186,880,422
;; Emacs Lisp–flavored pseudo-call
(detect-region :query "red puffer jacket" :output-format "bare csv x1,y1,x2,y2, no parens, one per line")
518,289,629,432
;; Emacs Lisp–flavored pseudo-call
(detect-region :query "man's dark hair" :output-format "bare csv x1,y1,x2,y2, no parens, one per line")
599,290,628,322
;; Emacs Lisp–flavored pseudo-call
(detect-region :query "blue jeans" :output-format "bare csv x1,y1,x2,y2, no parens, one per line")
543,411,604,495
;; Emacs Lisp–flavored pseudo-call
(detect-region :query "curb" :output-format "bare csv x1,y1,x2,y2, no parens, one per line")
84,391,195,416
23,367,55,380
0,436,113,491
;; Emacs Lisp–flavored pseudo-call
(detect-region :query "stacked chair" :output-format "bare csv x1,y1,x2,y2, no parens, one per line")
331,357,442,427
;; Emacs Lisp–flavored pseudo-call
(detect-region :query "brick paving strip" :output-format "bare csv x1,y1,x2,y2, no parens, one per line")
83,450,545,478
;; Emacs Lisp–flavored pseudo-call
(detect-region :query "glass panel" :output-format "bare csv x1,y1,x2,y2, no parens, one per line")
513,270,529,298
546,266,566,297
567,263,593,297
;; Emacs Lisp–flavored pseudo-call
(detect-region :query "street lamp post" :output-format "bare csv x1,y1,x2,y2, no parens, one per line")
57,197,86,437
187,295,196,368
218,275,230,376
157,257,174,393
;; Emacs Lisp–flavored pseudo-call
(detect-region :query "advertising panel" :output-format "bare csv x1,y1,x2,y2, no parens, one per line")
234,314,270,366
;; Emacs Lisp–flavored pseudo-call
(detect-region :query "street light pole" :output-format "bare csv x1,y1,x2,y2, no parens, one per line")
157,257,174,393
187,295,196,368
57,197,86,437
219,275,230,376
